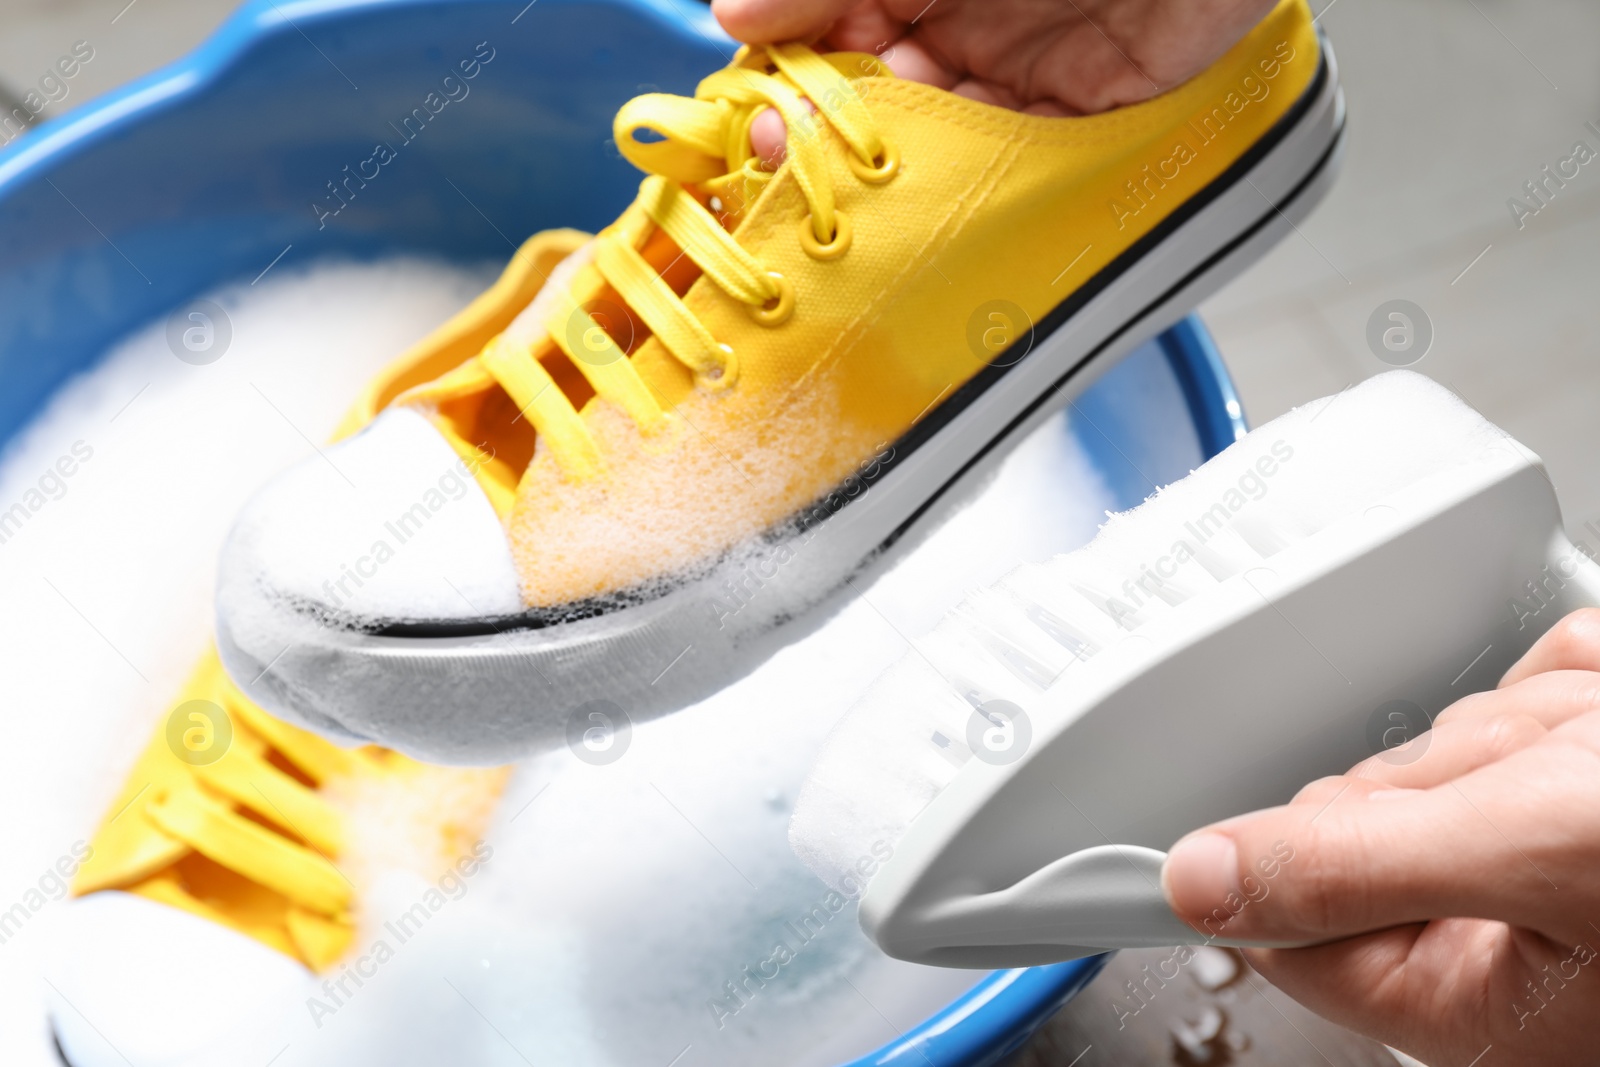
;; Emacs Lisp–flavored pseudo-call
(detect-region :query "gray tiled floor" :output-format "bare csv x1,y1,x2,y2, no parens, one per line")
1202,0,1600,543
3,1,1592,1065
0,0,236,114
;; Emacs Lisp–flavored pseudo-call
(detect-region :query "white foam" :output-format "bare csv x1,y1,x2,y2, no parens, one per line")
791,371,1516,893
0,255,1124,1065
0,256,495,1066
259,381,1120,1066
218,405,523,627
426,413,1116,1066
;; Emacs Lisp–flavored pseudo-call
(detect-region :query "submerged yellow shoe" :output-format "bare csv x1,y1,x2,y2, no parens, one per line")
47,251,562,1061
215,0,1342,764
71,646,507,958
54,649,509,1065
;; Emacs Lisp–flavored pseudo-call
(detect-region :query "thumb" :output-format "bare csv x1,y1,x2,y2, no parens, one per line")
1159,771,1569,945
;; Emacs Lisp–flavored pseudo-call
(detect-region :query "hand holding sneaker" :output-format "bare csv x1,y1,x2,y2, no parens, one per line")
723,0,1285,168
716,0,1280,116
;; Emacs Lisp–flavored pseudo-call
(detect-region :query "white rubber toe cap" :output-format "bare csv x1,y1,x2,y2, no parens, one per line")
217,406,522,630
46,893,310,1067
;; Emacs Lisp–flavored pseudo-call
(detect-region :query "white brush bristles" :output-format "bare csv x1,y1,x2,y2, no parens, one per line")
790,370,1515,893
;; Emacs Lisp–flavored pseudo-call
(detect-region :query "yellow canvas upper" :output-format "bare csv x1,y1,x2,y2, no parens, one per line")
394,0,1320,610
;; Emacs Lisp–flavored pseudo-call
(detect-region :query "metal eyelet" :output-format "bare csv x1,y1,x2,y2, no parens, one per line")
799,212,852,261
747,272,795,327
847,139,899,184
699,343,739,391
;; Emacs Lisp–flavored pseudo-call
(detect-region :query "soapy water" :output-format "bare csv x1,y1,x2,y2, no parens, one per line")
0,257,495,1064
0,255,1126,1065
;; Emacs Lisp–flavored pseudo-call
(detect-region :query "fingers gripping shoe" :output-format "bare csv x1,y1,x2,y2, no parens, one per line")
216,1,1343,763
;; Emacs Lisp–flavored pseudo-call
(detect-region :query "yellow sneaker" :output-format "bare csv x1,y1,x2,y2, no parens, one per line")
215,0,1342,763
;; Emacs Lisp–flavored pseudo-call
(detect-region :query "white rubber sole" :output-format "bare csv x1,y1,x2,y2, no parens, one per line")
221,38,1347,764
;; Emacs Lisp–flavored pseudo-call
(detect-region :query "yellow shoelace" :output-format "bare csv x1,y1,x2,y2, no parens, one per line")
149,686,359,915
79,650,510,970
477,43,895,480
74,653,368,967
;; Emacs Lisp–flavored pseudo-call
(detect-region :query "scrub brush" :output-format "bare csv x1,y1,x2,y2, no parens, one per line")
789,370,1600,967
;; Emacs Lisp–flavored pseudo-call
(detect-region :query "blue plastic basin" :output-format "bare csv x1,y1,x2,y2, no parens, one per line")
0,1,1247,1062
